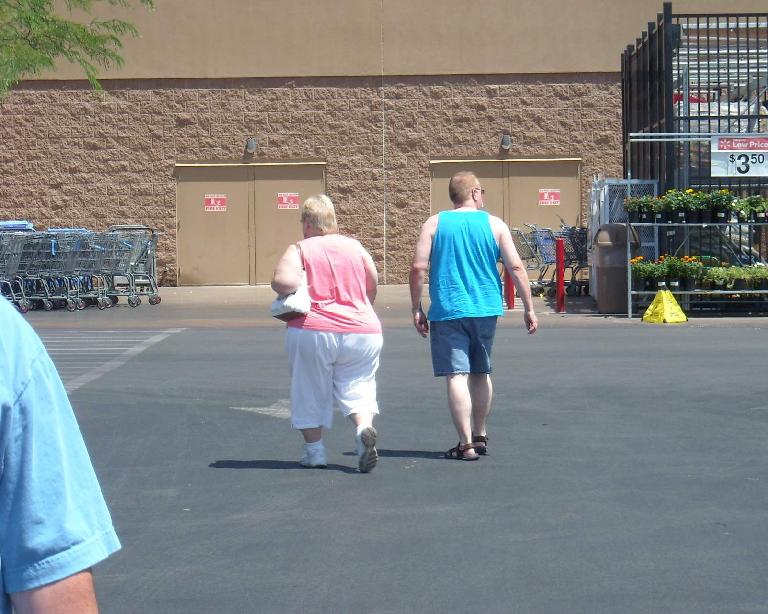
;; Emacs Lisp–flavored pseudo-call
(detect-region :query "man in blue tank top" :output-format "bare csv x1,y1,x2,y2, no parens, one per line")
409,171,538,460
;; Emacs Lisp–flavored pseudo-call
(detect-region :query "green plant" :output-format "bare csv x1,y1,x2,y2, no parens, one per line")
630,256,665,280
624,195,656,213
748,266,768,288
701,267,731,286
660,189,698,212
728,267,754,289
660,255,686,278
681,256,703,279
743,195,767,214
658,255,701,280
701,266,754,288
688,191,709,212
703,189,735,211
649,197,666,214
0,0,156,100
731,197,752,219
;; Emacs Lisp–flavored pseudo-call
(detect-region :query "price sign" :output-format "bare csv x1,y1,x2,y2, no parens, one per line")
711,135,768,177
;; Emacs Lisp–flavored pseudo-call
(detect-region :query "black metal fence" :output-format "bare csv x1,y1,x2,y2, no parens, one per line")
622,2,768,195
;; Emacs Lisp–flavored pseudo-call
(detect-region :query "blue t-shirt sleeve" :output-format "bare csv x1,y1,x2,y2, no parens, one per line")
0,344,121,595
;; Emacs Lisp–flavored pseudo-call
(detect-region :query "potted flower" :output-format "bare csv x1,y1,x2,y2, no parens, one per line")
691,191,712,223
749,265,768,290
730,267,750,291
705,189,735,223
650,195,669,224
685,189,708,223
743,195,767,222
631,256,666,291
679,255,703,290
661,189,697,224
701,266,731,290
731,197,752,222
660,255,688,291
624,195,656,223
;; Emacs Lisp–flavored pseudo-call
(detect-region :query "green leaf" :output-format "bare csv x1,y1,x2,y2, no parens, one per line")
0,0,154,100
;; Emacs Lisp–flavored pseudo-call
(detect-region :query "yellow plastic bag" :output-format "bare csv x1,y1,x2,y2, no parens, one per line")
642,290,688,324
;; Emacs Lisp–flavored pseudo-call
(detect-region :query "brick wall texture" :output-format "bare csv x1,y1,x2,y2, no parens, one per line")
0,73,622,284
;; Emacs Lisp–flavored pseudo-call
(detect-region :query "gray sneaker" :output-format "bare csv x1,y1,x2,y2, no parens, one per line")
356,427,378,473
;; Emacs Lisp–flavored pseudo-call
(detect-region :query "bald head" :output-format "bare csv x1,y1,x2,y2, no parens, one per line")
448,171,478,205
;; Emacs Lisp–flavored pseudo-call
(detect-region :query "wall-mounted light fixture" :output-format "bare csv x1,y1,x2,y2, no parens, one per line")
500,133,512,151
244,137,258,154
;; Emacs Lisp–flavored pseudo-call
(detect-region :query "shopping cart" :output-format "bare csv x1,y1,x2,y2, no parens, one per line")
0,232,31,311
554,225,590,295
523,224,590,297
104,225,161,306
510,227,545,294
2,222,162,313
46,228,102,310
524,225,559,296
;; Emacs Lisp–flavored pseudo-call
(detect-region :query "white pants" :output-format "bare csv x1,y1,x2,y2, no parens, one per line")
285,328,383,430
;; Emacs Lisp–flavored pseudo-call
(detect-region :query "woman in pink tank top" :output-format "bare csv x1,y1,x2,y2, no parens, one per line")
271,195,382,473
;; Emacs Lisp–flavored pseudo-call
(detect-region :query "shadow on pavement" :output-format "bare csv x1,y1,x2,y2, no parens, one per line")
341,449,445,460
209,459,358,474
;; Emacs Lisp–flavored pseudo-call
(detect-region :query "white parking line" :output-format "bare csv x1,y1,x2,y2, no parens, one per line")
230,399,291,419
39,328,185,393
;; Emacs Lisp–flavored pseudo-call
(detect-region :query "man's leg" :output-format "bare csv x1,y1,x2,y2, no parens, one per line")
469,373,493,437
446,374,472,444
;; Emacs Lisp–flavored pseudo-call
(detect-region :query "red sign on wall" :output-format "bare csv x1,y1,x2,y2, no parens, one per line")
204,194,227,212
277,192,300,209
538,188,561,206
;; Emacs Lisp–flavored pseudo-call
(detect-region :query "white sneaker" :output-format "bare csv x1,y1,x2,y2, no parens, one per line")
299,444,327,468
356,427,378,473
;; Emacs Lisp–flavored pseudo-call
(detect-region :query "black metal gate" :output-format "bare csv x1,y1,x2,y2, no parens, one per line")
622,2,768,195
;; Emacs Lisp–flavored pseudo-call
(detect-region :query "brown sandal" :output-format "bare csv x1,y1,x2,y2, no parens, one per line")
445,442,480,461
472,434,488,455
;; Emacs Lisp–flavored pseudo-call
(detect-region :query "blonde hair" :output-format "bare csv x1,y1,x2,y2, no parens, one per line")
301,194,338,234
448,171,478,205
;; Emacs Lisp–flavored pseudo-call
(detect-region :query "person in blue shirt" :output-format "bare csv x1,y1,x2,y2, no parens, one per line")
409,170,538,460
0,297,120,613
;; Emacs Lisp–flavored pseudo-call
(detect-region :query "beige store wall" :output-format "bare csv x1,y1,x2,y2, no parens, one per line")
44,0,768,80
0,73,621,284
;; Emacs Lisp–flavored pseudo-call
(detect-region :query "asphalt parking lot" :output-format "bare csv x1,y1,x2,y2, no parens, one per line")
24,287,768,614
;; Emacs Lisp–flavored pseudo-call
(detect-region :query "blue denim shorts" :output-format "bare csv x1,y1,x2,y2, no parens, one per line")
429,316,498,376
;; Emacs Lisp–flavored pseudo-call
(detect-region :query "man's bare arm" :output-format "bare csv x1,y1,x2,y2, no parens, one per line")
408,215,437,337
493,218,538,334
12,570,99,614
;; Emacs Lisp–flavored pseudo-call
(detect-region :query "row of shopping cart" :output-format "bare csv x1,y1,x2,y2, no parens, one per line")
510,222,589,297
0,221,161,313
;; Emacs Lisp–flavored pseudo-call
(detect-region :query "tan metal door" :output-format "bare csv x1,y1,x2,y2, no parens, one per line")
176,166,252,285
430,160,581,232
176,164,325,285
506,160,581,230
252,165,326,283
429,162,506,219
